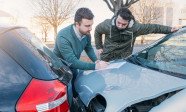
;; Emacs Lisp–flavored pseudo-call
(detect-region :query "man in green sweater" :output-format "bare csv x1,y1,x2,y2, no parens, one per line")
53,8,108,70
53,8,109,104
95,8,179,62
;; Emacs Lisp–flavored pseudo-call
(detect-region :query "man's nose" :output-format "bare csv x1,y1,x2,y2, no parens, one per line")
89,26,92,31
118,24,123,28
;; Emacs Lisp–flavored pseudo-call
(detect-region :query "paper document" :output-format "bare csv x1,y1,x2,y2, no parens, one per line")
95,62,126,71
105,62,126,69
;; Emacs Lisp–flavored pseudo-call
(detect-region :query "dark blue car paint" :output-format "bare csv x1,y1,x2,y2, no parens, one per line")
0,30,58,80
0,26,73,111
0,49,32,111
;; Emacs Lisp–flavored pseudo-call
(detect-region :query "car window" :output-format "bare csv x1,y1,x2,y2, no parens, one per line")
11,28,72,83
13,28,52,68
12,28,69,71
130,32,186,78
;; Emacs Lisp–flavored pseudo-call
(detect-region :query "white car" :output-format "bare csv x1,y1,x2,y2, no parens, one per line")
74,27,186,112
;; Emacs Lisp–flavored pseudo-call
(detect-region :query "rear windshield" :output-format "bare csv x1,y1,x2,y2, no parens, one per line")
12,28,71,77
14,28,53,68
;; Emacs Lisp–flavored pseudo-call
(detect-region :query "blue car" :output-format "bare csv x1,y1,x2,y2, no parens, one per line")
0,24,73,112
75,27,186,112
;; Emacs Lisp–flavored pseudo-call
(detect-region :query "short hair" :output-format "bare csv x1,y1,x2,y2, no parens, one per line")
116,8,134,21
74,8,94,25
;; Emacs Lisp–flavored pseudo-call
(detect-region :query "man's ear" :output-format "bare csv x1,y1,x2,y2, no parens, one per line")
128,20,134,28
75,22,80,27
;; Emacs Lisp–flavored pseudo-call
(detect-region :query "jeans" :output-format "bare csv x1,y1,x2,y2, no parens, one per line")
71,69,79,98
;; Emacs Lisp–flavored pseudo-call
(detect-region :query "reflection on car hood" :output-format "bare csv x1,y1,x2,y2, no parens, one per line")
75,60,186,112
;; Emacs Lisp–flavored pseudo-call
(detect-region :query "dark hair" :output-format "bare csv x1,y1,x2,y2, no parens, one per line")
116,8,134,21
74,8,94,25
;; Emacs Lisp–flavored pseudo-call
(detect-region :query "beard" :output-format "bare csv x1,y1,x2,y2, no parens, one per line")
79,29,91,36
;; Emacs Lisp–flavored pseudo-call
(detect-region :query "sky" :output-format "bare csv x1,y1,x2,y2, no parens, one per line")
0,0,185,17
0,0,185,23
0,0,112,18
0,0,31,17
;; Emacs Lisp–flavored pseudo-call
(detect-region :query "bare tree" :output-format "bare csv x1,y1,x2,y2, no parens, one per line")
103,0,140,14
35,18,51,42
130,0,163,44
41,22,51,42
31,0,81,40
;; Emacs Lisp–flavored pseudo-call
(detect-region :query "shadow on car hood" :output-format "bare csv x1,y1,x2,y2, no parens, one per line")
75,60,186,112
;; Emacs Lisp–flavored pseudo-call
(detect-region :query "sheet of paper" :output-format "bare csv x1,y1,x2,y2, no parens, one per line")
94,62,126,71
105,62,126,69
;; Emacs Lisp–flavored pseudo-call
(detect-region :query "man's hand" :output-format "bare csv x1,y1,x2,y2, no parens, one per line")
97,49,103,56
171,27,180,32
95,60,100,64
95,61,109,70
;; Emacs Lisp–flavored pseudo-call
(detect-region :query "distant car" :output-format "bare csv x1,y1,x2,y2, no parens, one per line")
75,27,186,112
0,24,73,112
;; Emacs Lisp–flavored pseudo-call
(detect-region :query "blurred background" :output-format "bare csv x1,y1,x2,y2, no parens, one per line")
0,0,185,62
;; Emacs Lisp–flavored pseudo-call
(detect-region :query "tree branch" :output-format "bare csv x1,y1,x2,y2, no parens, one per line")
125,0,140,8
103,0,114,13
31,0,81,40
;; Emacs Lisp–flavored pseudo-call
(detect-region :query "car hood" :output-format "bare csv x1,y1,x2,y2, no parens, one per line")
74,60,186,112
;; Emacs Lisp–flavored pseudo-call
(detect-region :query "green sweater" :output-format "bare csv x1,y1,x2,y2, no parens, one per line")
53,24,98,70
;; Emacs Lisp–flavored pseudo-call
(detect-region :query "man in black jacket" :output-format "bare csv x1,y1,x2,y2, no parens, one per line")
95,8,179,62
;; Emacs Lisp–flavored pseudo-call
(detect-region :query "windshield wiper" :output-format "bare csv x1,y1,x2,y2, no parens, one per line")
127,55,149,68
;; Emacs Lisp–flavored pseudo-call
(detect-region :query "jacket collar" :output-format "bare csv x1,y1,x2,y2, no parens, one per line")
111,17,134,29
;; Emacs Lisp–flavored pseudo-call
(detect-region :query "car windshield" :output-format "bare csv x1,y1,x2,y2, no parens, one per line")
127,30,186,78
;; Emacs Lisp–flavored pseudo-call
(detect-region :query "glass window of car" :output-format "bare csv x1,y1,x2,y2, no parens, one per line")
128,31,186,78
11,28,72,83
12,28,69,72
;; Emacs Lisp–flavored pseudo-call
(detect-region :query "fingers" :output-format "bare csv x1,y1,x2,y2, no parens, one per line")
99,61,109,68
95,60,100,64
97,49,103,59
95,61,109,70
171,27,179,32
97,49,103,55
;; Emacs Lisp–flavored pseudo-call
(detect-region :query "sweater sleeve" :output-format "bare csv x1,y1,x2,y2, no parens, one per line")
56,36,96,70
135,22,172,37
84,36,98,62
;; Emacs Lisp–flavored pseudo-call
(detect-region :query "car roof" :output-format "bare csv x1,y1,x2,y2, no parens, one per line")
0,24,25,36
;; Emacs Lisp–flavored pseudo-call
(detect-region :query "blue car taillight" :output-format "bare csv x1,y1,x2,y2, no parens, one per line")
16,78,70,112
